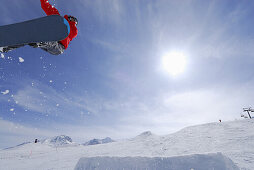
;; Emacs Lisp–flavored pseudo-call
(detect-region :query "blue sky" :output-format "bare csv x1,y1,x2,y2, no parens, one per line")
1,0,254,148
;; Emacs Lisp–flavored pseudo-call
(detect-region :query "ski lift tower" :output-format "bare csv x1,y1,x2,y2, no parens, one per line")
243,107,253,119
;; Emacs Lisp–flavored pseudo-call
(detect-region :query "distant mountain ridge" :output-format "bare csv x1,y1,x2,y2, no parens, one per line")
83,137,115,146
3,135,116,149
41,135,75,146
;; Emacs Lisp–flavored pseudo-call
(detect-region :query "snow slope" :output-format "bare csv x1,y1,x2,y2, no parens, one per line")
0,119,254,170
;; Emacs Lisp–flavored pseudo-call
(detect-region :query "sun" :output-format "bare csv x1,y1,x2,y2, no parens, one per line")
161,51,187,76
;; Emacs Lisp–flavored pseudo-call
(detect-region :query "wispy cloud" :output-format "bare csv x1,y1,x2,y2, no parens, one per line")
12,81,93,117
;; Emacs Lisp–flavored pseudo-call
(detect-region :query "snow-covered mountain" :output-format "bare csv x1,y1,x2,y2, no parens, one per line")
1,119,254,170
135,131,153,138
41,135,76,147
132,131,157,140
83,137,114,146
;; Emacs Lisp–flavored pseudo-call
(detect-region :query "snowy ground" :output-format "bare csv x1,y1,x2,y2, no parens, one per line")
0,119,254,170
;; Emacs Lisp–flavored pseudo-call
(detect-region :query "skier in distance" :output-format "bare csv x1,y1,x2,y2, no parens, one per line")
0,0,78,55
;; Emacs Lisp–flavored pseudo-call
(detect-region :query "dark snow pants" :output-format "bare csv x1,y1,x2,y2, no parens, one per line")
39,41,65,55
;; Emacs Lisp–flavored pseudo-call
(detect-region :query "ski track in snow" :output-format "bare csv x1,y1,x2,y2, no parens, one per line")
0,119,254,170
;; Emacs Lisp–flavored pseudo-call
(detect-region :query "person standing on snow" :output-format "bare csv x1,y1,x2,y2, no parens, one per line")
0,0,78,55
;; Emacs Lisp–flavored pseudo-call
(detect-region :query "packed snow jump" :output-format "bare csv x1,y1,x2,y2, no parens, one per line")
0,0,78,55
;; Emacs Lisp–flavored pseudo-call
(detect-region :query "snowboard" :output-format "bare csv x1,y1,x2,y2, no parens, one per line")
0,15,70,47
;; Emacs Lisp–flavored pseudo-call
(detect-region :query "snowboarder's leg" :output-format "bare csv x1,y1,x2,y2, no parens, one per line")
38,41,65,55
0,44,25,53
1,42,65,55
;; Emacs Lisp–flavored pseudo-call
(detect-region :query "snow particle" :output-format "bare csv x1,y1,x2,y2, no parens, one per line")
1,90,9,95
1,53,5,59
19,57,24,63
10,108,14,112
49,80,53,83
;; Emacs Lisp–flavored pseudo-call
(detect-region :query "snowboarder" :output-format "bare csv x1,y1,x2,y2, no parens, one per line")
0,0,78,55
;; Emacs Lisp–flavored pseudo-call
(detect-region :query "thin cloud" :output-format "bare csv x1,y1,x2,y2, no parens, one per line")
78,0,124,26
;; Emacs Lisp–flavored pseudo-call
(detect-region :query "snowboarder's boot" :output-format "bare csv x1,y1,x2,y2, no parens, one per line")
28,43,39,48
0,45,25,53
0,47,11,53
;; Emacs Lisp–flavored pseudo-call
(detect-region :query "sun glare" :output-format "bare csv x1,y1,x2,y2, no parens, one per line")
162,52,187,76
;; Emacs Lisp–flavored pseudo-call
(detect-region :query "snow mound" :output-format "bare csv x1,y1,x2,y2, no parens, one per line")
138,131,153,137
133,131,157,140
83,137,114,146
75,153,239,170
41,135,74,146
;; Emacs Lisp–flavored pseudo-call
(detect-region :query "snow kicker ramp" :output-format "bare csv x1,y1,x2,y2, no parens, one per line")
75,153,239,170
